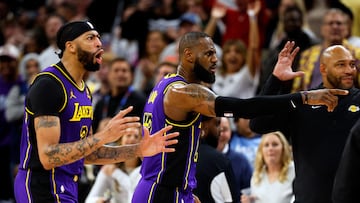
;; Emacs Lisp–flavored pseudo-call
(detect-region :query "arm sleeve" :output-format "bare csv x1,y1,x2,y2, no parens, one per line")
215,93,302,119
27,75,65,117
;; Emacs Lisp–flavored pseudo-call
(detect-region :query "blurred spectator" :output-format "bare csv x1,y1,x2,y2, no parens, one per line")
230,117,262,168
258,5,317,94
337,2,360,48
292,8,360,92
184,0,224,45
208,0,270,48
304,0,333,39
212,39,259,99
341,0,360,37
154,61,177,85
0,43,22,203
56,1,78,22
148,0,182,41
87,0,133,35
211,0,261,101
217,117,253,197
160,12,222,64
0,17,26,49
22,27,48,55
85,126,142,203
241,131,294,203
193,116,239,203
5,53,40,123
117,0,154,61
92,57,146,132
268,0,317,50
133,30,169,96
0,0,14,45
38,13,65,69
4,53,40,201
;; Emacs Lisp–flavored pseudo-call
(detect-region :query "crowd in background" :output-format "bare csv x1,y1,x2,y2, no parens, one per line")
1,0,360,202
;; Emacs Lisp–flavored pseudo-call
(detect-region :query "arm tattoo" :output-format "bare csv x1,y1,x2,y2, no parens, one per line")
44,135,101,168
185,84,215,102
86,144,140,164
36,116,58,130
185,84,216,115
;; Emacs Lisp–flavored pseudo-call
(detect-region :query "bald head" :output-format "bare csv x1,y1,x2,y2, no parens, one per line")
320,45,357,89
321,45,353,65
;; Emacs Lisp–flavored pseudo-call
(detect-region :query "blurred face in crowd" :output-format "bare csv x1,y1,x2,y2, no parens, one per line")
283,8,303,36
155,63,177,84
120,128,141,145
108,59,133,92
45,15,64,42
25,58,40,81
218,117,232,146
202,117,221,148
222,40,246,74
321,10,346,45
261,133,284,166
146,31,167,56
0,56,18,82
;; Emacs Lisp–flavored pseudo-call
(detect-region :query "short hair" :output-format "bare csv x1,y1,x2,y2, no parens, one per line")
178,32,210,57
109,57,135,73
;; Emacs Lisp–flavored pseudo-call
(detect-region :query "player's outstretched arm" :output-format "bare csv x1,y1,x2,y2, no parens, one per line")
85,125,179,164
37,106,141,170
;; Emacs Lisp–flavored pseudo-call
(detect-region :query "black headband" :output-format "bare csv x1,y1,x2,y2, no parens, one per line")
56,21,96,52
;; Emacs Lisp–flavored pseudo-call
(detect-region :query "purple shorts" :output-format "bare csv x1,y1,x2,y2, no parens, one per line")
132,178,194,203
14,169,79,203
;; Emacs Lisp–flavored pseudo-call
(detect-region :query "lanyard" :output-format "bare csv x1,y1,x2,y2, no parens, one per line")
101,86,134,118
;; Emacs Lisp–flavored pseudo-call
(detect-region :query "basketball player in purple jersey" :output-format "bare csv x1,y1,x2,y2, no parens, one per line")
14,21,179,203
132,32,348,203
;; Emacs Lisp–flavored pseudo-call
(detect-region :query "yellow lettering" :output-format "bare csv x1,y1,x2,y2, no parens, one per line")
147,91,158,104
69,103,93,121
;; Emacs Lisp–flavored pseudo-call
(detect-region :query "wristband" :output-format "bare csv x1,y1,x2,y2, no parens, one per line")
302,91,308,104
247,10,256,20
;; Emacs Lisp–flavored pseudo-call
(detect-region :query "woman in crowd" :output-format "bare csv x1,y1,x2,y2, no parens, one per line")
241,131,294,203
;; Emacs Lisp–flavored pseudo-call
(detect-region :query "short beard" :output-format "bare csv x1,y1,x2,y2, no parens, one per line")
193,59,215,84
77,47,100,72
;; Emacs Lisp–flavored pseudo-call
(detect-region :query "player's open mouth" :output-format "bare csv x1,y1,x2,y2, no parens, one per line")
95,49,104,64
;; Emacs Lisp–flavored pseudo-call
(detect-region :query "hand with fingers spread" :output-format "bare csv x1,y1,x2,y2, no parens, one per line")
99,106,141,144
273,41,304,81
138,126,179,157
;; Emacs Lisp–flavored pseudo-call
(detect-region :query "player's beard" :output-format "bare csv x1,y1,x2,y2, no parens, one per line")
77,47,100,72
193,59,215,84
